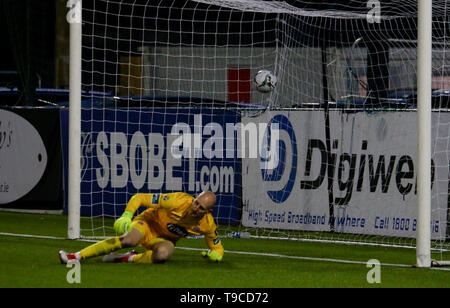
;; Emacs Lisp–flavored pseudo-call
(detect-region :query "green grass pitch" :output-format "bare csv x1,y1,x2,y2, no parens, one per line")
0,211,449,288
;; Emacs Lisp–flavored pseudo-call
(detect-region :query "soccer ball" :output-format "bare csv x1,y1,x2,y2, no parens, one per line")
253,70,277,93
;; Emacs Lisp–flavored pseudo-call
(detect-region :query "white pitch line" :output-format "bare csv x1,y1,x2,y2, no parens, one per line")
2,232,450,271
176,246,414,268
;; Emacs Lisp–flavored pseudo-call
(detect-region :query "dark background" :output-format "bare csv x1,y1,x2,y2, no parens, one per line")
0,0,445,105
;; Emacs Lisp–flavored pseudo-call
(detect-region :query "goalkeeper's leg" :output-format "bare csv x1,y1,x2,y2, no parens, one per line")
80,229,142,259
59,229,142,263
102,238,174,264
131,240,174,264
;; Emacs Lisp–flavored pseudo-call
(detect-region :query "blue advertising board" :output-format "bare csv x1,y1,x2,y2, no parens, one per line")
61,108,242,224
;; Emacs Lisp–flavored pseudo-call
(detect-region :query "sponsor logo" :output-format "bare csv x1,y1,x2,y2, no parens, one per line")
90,114,278,194
0,110,48,204
167,223,188,237
300,138,436,206
152,193,160,205
260,114,298,203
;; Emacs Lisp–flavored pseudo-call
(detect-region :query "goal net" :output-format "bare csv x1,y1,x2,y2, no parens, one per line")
71,0,450,265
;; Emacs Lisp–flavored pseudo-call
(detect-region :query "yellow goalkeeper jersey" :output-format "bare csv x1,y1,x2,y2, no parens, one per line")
126,192,223,254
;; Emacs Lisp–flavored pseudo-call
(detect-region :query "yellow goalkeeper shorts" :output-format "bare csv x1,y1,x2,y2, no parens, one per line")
131,219,171,251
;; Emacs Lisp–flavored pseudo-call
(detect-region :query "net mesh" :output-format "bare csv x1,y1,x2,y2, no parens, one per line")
78,0,450,259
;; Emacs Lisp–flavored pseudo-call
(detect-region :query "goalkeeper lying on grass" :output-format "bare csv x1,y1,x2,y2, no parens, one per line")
59,191,224,264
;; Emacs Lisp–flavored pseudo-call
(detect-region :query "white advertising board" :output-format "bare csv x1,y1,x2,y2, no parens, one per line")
242,110,449,239
0,109,48,204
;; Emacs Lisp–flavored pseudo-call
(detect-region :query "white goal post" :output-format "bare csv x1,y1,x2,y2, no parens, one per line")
68,0,82,239
416,0,432,268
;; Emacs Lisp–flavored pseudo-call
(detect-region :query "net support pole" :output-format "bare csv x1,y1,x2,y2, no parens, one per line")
416,0,432,268
68,0,82,239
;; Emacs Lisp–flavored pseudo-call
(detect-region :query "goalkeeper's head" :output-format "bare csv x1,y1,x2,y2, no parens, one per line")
190,191,216,218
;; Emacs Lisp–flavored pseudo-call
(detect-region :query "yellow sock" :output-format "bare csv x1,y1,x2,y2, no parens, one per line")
79,237,122,260
131,251,153,264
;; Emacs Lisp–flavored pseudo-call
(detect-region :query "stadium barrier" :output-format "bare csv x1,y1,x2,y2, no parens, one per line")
0,107,63,212
1,93,448,239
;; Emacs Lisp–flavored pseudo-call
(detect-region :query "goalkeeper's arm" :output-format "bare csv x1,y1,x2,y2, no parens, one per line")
113,211,134,235
201,232,224,262
113,193,156,235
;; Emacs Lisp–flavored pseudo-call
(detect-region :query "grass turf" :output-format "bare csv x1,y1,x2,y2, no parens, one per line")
0,211,449,288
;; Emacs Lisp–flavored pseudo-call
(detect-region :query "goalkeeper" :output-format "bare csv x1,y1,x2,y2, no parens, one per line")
59,191,224,264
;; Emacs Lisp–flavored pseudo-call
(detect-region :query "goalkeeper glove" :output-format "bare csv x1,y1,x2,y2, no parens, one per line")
113,211,134,235
201,250,223,262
